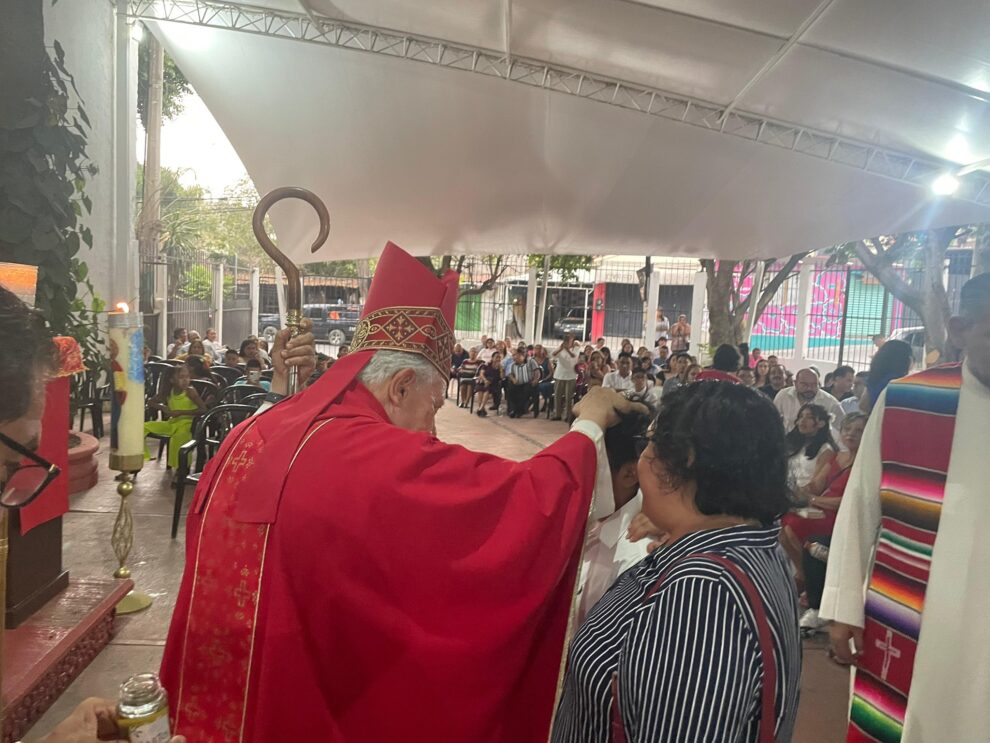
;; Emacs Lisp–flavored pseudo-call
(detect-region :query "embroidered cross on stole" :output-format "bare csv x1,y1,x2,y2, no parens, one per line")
848,364,963,743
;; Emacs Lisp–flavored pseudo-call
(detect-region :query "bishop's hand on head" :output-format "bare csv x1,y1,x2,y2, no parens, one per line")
572,386,651,430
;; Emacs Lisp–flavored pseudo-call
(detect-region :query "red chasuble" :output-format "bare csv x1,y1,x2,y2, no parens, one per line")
161,375,597,742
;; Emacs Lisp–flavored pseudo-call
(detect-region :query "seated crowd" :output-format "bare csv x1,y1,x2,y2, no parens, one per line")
142,326,343,476
451,329,916,638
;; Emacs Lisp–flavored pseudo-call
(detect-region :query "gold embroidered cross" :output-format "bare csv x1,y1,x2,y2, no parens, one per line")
233,579,254,609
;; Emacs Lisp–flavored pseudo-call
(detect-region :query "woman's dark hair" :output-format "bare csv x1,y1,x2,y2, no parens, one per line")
185,356,210,378
601,347,613,362
239,339,258,357
738,342,750,368
868,339,913,388
0,287,56,424
711,343,742,372
648,381,790,524
785,403,836,459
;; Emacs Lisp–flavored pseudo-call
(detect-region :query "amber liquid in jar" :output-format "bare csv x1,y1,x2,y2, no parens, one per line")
117,672,172,743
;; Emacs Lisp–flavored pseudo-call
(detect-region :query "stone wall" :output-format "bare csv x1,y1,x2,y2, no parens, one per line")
44,0,118,309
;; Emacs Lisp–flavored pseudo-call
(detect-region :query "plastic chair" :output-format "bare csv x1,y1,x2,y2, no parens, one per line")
144,362,176,408
209,365,244,387
73,369,108,438
240,392,269,409
220,383,267,404
190,378,219,407
172,403,255,538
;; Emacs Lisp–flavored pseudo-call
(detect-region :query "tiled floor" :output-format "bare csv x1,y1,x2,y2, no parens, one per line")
27,401,850,739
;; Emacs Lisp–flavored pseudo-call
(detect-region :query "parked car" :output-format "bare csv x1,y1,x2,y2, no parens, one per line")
552,307,592,340
887,325,925,367
259,303,362,345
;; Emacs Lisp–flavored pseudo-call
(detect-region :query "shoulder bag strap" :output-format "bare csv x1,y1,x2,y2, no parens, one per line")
610,552,778,743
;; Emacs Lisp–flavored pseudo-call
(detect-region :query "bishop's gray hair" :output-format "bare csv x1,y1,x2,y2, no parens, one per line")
357,350,441,388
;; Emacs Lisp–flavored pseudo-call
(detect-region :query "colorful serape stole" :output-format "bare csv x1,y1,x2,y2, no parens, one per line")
848,364,963,743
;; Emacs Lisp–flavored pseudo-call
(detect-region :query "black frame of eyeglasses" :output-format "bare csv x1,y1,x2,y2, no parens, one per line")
0,431,61,510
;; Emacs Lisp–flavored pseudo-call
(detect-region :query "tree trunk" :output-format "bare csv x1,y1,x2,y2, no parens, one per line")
854,230,954,361
704,260,742,348
918,231,952,360
973,225,990,278
535,254,551,343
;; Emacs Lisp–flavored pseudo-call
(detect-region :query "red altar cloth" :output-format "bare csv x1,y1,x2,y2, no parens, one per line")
20,337,84,535
161,377,597,742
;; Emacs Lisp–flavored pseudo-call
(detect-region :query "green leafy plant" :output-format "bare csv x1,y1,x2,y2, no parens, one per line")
0,29,106,388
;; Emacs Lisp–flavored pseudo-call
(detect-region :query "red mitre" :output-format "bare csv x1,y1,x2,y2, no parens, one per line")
223,241,459,524
349,242,459,377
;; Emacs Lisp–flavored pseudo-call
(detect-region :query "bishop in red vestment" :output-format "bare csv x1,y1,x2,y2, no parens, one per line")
161,243,628,742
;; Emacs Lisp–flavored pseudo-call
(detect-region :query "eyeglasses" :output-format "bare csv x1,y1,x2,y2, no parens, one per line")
0,432,61,509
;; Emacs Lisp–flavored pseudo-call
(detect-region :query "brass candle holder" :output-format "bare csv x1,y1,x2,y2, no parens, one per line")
110,471,152,614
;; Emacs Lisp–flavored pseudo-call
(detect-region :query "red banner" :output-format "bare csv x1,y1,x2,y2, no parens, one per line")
19,375,70,534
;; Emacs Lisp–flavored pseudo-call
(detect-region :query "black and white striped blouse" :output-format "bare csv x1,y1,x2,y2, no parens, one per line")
551,524,801,743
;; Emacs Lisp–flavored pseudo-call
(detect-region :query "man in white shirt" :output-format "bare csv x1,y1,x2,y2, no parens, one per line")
654,307,670,348
624,368,661,414
774,368,845,434
841,371,869,415
603,354,635,392
551,333,579,421
166,327,187,358
577,412,652,624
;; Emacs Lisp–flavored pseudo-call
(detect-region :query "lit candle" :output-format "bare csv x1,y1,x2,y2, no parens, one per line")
108,303,146,473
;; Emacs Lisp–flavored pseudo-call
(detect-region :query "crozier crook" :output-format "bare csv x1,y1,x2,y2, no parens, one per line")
252,187,331,394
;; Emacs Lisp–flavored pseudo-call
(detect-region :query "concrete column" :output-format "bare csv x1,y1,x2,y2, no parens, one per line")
112,0,139,306
274,265,287,327
525,267,538,344
793,262,815,365
212,263,224,343
250,267,260,338
155,258,167,356
689,271,707,350
645,262,661,348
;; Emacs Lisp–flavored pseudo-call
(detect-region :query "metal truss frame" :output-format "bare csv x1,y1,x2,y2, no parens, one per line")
129,0,990,208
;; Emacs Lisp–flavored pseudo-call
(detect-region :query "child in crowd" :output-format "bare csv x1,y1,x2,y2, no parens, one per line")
144,364,206,471
233,358,271,391
623,368,662,415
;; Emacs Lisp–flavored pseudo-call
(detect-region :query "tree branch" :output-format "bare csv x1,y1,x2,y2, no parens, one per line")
458,255,509,297
415,256,438,275
853,240,923,310
753,252,808,324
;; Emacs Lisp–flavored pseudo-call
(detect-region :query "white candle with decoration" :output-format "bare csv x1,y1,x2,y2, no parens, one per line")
108,302,146,472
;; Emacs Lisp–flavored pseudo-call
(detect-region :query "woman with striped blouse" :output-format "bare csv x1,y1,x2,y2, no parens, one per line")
552,381,801,743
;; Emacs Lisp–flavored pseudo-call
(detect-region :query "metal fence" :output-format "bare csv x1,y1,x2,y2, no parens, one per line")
140,250,258,354
255,256,700,355
144,248,974,371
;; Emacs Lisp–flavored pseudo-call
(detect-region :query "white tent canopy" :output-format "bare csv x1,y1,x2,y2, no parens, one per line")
138,0,990,263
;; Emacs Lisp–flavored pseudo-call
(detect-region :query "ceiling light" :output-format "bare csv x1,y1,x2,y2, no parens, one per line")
931,173,960,196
